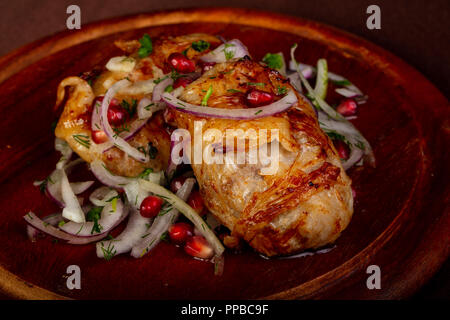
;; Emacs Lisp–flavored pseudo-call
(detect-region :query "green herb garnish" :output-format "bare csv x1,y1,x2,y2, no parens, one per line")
247,82,265,87
138,34,153,58
153,76,168,84
223,43,235,60
137,168,153,179
72,134,90,149
99,242,116,261
277,86,288,95
164,85,174,93
332,79,352,86
86,206,103,234
227,89,243,94
192,40,210,52
121,99,137,118
201,85,213,106
262,53,283,70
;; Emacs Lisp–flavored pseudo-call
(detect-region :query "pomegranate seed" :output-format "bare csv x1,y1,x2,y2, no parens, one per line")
184,235,214,259
245,89,274,107
168,53,195,73
140,195,164,218
169,222,194,244
187,191,206,216
170,176,187,193
199,61,216,73
333,139,350,160
337,99,357,116
107,104,127,126
173,77,193,89
91,130,108,144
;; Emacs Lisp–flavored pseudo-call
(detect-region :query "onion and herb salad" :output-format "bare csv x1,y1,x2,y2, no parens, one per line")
26,34,374,275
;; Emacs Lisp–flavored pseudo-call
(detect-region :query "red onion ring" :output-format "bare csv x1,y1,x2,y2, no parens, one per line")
162,90,298,120
100,79,149,163
24,212,107,245
90,160,131,188
152,77,173,103
200,39,250,63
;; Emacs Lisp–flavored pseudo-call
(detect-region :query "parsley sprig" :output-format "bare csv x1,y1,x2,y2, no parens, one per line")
138,34,153,58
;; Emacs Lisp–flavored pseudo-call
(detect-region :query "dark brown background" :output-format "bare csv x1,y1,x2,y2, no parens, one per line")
0,0,448,299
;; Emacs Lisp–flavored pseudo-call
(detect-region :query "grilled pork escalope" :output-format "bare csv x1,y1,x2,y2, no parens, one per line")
167,58,353,256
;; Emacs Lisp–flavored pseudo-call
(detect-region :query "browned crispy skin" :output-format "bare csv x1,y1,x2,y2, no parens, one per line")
168,58,353,256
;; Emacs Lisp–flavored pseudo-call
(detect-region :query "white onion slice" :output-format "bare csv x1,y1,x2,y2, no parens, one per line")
288,61,315,79
70,181,95,194
138,179,225,257
100,79,148,163
55,138,72,169
60,199,128,236
162,89,297,120
152,77,174,103
287,72,302,93
27,213,62,242
96,208,151,259
123,180,149,210
90,160,131,188
200,39,250,63
45,158,88,208
91,98,103,131
137,97,166,120
89,186,119,207
130,178,195,258
61,168,85,223
24,212,107,245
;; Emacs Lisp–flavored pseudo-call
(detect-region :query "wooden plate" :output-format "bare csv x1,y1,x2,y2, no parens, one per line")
0,8,448,300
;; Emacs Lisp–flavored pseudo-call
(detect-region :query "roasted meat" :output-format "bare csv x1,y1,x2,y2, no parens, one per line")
167,58,354,256
54,34,221,176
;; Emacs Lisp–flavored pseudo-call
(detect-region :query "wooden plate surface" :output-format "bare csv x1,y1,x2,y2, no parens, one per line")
0,8,448,299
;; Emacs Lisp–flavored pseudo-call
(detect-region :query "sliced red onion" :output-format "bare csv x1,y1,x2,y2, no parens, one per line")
200,39,250,63
60,199,128,236
335,87,361,98
288,60,366,102
91,98,103,131
152,77,174,103
96,208,151,259
290,45,375,168
89,186,119,207
90,160,131,188
24,212,107,245
130,178,195,258
100,79,148,163
287,72,302,93
318,111,366,170
27,213,62,242
288,61,315,79
162,89,297,120
70,181,94,194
